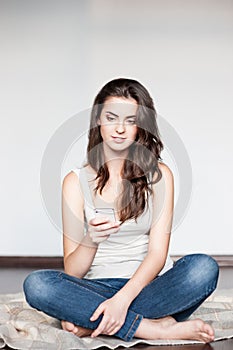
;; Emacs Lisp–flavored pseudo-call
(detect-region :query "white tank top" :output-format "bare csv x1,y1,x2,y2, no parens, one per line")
72,167,173,279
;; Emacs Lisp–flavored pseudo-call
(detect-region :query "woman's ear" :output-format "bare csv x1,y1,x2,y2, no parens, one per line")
97,117,100,125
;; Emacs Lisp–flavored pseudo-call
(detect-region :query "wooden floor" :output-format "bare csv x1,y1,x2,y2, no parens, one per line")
0,267,232,350
122,340,233,350
120,340,233,349
3,340,233,350
2,339,233,350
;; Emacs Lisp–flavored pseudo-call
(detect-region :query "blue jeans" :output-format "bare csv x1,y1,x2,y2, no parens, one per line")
23,254,219,342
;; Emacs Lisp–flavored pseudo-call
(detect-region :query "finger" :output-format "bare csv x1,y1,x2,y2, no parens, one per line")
90,218,120,229
89,217,110,226
94,222,119,232
90,227,119,241
100,319,117,335
93,231,118,241
90,305,104,322
105,322,119,335
92,235,110,243
94,227,120,237
108,325,121,335
89,232,110,240
91,317,110,338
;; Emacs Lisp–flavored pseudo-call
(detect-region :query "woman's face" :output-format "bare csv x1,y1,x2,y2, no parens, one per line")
98,96,138,153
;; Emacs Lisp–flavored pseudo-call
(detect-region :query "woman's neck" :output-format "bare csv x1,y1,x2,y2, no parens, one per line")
105,158,124,180
103,145,127,179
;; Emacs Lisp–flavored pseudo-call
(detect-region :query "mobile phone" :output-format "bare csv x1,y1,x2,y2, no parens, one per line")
94,208,116,222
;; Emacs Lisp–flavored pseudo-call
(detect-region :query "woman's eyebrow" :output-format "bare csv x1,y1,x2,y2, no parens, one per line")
105,111,136,119
126,115,136,119
105,111,119,117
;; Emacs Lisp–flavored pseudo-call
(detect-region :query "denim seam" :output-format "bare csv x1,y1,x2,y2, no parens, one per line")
124,314,140,341
58,274,109,299
85,281,117,292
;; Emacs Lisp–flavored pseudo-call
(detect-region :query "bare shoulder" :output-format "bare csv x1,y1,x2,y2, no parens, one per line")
63,170,78,188
158,162,174,179
62,170,84,200
152,162,174,185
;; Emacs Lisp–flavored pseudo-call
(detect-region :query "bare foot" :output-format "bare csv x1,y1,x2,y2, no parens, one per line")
61,320,92,337
134,316,215,343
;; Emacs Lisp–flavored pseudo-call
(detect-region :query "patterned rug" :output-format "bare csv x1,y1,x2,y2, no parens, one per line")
0,289,232,349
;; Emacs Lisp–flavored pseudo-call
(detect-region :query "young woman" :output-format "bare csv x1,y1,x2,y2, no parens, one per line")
23,78,219,343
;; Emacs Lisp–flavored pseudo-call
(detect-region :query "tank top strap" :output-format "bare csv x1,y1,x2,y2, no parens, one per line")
77,167,96,210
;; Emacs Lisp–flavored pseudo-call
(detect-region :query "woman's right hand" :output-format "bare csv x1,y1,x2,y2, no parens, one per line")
88,217,120,244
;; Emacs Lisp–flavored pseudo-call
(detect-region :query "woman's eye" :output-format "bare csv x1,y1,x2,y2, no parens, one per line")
126,119,136,125
106,115,116,122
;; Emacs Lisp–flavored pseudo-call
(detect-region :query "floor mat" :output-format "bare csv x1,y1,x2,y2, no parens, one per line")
0,289,232,349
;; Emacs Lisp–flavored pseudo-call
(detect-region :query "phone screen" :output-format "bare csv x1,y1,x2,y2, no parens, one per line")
94,208,116,222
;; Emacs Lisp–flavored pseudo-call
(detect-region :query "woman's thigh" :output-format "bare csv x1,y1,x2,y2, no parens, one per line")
23,270,141,339
129,253,219,319
23,269,129,308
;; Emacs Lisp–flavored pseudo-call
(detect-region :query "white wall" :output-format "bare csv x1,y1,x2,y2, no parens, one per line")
0,0,232,256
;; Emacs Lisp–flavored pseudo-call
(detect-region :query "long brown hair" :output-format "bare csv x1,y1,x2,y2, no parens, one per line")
87,78,163,222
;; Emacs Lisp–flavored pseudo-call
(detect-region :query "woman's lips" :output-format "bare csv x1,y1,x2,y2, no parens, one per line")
111,136,126,143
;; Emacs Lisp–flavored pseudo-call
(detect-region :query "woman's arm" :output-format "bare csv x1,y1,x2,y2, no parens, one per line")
62,171,98,278
62,171,120,278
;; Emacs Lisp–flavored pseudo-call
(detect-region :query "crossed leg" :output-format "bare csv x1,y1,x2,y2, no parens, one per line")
61,254,219,343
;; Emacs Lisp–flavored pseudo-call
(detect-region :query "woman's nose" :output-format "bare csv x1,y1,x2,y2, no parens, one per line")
115,121,125,133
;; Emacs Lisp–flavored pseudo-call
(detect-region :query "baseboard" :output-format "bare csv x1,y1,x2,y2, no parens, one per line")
0,255,233,268
172,255,233,267
0,256,64,269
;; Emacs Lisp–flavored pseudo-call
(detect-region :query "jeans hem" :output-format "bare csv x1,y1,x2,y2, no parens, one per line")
123,314,143,341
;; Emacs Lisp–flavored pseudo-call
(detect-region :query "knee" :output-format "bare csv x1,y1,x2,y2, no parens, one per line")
23,270,58,308
185,254,219,291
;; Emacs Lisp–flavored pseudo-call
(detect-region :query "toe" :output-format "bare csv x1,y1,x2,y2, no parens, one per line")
203,323,214,337
200,332,214,343
64,321,75,332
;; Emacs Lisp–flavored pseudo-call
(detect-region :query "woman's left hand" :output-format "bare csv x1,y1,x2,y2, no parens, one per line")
90,295,129,337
